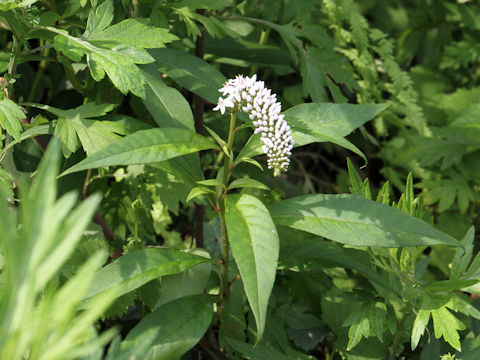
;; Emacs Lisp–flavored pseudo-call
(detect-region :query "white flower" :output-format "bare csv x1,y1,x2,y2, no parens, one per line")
213,74,294,174
213,97,234,115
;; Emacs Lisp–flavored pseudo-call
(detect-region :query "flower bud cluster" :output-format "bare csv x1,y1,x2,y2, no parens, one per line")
213,74,294,174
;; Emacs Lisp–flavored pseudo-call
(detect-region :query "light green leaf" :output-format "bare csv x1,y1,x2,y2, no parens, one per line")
124,295,213,360
196,179,225,188
150,48,226,103
50,28,153,97
81,248,213,306
187,186,215,203
60,128,219,176
268,194,460,247
226,338,291,360
225,194,279,343
84,0,113,37
411,309,430,350
140,64,194,129
228,178,270,191
424,279,478,292
0,99,25,140
88,18,178,48
432,307,465,351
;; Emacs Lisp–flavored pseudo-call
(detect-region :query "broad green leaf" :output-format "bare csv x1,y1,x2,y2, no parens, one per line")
411,309,430,350
153,248,212,308
60,128,219,176
225,194,279,342
0,99,24,140
105,331,158,360
284,103,389,138
88,18,178,48
81,248,213,306
124,295,213,360
150,48,226,103
268,194,460,247
196,179,225,188
140,64,194,129
228,178,270,191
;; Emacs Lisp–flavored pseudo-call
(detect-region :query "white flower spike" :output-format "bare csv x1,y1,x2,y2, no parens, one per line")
213,74,294,175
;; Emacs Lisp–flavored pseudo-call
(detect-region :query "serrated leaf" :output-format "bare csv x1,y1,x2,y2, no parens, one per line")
225,194,279,343
80,248,213,306
432,307,465,351
269,194,460,248
0,99,24,140
60,128,219,176
376,182,390,205
88,18,178,48
373,302,387,343
411,309,430,350
125,295,213,360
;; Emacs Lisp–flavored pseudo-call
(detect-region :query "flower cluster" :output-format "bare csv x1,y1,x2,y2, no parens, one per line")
213,74,294,174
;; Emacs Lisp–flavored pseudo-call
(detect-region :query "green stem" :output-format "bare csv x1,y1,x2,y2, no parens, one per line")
27,42,50,103
218,110,237,312
251,28,271,76
7,35,21,100
389,320,403,360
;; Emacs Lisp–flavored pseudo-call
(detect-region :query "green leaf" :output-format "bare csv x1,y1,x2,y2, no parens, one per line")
347,158,363,196
205,126,229,156
150,48,226,103
50,27,153,97
196,179,225,188
284,102,389,138
124,295,213,360
268,194,460,248
60,128,219,176
226,338,291,360
84,0,113,37
411,309,430,350
88,18,178,48
228,178,270,191
187,186,215,203
424,279,478,293
432,307,465,351
225,194,279,343
0,99,25,140
140,64,194,129
81,248,213,306
451,226,475,280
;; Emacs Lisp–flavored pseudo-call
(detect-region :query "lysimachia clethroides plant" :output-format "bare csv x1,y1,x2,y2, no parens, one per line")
2,1,480,359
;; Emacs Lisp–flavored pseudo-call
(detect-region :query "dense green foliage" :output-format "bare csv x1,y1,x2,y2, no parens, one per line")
0,1,480,359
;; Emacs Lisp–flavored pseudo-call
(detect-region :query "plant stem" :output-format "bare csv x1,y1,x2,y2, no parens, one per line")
251,28,270,76
218,110,237,312
27,42,50,103
7,35,21,100
389,320,403,360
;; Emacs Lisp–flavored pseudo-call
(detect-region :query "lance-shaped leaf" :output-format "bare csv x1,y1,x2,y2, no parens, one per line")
150,48,226,103
225,194,279,342
80,248,213,306
124,295,213,360
269,194,460,248
60,128,219,176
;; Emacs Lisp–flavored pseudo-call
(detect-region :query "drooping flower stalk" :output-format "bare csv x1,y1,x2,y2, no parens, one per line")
213,74,294,176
